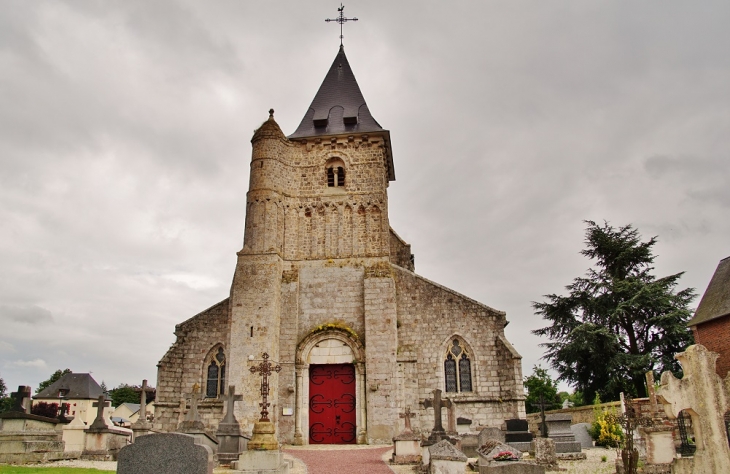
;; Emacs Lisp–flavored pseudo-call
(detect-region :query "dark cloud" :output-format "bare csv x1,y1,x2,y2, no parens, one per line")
0,304,53,325
1,1,729,392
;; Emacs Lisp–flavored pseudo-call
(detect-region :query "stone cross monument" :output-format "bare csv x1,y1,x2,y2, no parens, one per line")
421,389,453,443
88,395,111,430
400,406,416,434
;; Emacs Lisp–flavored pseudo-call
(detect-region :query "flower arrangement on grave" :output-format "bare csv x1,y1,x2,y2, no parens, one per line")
493,451,518,461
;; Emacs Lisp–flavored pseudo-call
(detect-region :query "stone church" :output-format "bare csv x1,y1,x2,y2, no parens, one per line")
154,45,525,445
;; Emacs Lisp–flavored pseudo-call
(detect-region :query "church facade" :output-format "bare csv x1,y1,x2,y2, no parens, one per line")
154,46,525,444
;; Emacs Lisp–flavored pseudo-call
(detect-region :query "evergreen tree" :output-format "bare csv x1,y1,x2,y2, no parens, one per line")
0,375,12,413
532,221,695,403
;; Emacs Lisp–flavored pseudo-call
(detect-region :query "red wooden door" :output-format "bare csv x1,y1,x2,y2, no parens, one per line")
309,364,356,444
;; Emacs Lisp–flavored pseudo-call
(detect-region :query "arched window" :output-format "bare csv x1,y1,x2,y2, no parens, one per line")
326,159,345,187
444,339,472,393
206,347,226,398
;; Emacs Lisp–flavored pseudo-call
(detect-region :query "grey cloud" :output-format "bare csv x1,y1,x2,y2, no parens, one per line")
0,304,53,325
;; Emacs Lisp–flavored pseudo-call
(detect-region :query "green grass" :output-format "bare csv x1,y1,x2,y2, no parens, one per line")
0,467,114,474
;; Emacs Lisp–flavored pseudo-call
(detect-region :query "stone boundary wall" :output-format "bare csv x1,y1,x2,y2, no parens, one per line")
526,401,621,433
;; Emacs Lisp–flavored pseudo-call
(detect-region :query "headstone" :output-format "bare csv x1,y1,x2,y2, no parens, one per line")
88,395,112,430
533,438,558,471
456,416,472,434
83,394,132,460
657,344,730,474
479,427,505,446
570,423,593,449
421,389,453,444
544,414,582,455
9,386,32,413
177,384,218,457
217,385,249,465
428,439,468,474
477,439,542,474
117,432,214,474
392,406,421,464
503,419,533,452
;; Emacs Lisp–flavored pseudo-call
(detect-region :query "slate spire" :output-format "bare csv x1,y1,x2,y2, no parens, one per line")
289,46,385,139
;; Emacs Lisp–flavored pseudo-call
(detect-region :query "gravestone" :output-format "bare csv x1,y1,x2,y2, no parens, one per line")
477,439,542,474
457,417,472,434
429,439,467,474
570,423,593,449
503,419,533,452
422,389,453,443
479,427,505,446
657,344,730,474
131,379,154,439
217,385,249,465
533,438,558,471
392,406,421,464
177,384,218,457
117,432,214,474
0,388,65,464
544,414,582,456
83,394,131,460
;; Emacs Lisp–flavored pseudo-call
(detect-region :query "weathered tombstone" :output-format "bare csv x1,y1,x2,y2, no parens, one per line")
131,379,154,439
217,385,249,466
117,432,214,474
533,438,558,471
422,389,453,442
392,406,421,464
543,414,584,458
570,423,593,449
479,427,505,446
503,419,533,452
638,371,675,469
0,386,65,463
477,439,543,474
177,384,218,457
657,344,730,474
429,439,468,474
456,416,472,434
83,394,131,460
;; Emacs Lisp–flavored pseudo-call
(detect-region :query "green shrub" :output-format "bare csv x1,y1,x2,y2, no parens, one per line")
588,395,623,447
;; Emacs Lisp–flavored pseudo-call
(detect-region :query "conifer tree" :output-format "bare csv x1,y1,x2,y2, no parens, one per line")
533,221,695,402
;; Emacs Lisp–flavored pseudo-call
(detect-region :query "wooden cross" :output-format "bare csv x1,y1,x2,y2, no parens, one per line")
184,383,201,422
249,353,281,422
399,406,417,433
325,3,358,46
89,394,111,429
421,389,452,435
221,385,243,425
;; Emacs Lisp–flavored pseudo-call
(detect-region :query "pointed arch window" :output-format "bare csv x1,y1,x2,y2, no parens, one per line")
444,339,472,393
206,347,226,398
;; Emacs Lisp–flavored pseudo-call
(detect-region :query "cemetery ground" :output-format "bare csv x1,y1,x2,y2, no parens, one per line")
3,446,617,473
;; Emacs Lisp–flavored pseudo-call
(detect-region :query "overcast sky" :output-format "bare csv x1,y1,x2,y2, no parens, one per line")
1,1,729,396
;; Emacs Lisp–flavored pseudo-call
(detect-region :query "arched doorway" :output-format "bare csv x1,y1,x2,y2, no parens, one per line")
295,329,366,445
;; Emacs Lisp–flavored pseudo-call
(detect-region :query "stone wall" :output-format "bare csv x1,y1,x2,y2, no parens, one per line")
392,265,524,431
154,299,229,432
389,228,414,271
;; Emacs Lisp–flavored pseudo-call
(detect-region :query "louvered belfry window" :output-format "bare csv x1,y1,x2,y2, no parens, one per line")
206,347,226,398
326,163,345,187
444,339,472,393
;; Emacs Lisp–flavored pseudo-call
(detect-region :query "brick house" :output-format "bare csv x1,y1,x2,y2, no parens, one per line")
687,256,730,377
154,45,525,444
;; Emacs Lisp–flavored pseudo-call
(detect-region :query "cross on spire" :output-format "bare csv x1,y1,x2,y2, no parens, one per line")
249,352,281,422
325,3,358,47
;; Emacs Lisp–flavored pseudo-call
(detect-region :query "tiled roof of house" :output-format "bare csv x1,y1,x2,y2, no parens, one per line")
687,256,730,327
34,372,106,400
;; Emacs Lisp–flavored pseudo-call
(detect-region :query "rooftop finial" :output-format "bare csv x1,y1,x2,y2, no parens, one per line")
269,108,274,119
325,3,358,47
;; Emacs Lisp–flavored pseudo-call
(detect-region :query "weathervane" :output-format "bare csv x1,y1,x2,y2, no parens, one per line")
249,352,282,422
325,3,358,46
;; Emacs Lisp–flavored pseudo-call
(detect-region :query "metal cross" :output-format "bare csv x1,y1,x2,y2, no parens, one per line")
250,352,281,422
606,393,655,474
325,3,358,46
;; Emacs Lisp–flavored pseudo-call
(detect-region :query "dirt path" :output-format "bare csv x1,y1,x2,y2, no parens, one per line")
283,445,396,474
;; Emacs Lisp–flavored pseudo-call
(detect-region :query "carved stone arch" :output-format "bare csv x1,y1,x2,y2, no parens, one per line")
441,334,476,394
294,327,367,445
202,343,227,399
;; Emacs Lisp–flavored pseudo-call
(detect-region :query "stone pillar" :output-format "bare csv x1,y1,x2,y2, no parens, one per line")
363,262,399,444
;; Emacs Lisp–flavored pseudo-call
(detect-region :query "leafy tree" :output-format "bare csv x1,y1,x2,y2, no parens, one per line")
558,390,585,408
35,369,72,394
109,384,140,407
100,381,108,393
524,365,560,414
533,221,695,403
0,375,12,413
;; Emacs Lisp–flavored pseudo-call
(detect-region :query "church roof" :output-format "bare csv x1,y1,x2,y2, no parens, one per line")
687,255,730,327
289,45,395,180
34,372,106,400
289,45,385,139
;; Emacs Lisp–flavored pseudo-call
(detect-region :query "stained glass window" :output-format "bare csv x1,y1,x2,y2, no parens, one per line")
205,347,226,398
444,339,472,393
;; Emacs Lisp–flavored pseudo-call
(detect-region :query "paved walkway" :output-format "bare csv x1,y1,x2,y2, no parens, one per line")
283,445,398,474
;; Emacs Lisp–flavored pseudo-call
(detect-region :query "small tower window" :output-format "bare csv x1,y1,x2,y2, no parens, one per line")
206,347,226,398
444,339,472,393
326,160,346,187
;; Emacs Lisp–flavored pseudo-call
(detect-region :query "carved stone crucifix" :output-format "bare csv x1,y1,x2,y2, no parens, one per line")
399,406,417,433
421,389,452,436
